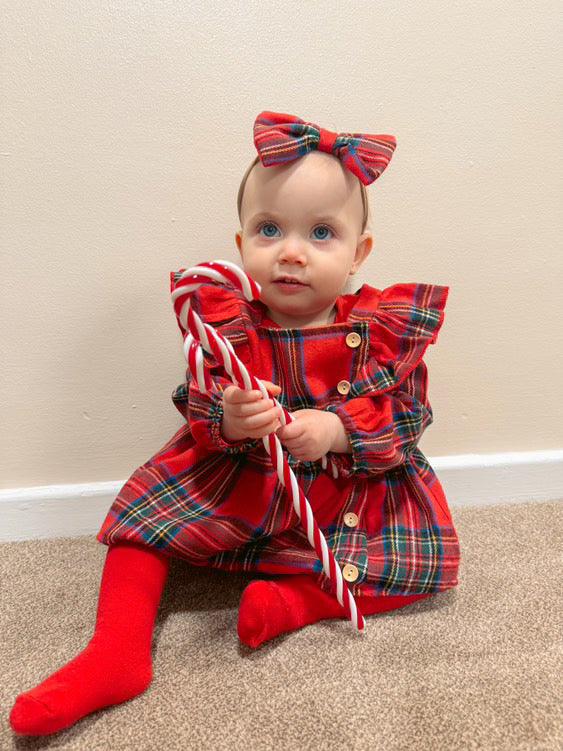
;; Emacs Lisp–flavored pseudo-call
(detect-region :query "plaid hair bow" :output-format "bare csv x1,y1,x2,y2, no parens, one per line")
253,111,397,185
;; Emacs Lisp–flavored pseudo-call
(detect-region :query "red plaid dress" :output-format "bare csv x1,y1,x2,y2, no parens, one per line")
97,275,460,597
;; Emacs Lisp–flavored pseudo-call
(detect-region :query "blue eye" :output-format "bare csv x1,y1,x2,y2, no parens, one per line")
260,223,280,238
312,225,333,240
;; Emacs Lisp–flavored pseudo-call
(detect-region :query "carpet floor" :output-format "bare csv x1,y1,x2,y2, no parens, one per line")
1,499,562,750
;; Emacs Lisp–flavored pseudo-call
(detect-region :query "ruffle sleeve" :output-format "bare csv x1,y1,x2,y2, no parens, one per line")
327,282,448,477
350,282,449,396
170,271,243,335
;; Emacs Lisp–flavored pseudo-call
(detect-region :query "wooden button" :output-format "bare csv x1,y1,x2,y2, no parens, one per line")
337,380,351,395
344,512,359,528
346,332,361,348
342,564,359,582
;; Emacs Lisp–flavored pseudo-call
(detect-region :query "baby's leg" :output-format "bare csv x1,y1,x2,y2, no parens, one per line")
238,574,433,647
10,542,169,736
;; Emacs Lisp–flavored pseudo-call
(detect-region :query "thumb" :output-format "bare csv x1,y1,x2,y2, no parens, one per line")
259,380,282,397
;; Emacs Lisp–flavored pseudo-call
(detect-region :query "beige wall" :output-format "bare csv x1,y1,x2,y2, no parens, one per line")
2,1,561,489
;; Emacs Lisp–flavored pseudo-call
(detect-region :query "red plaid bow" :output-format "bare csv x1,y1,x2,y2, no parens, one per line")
253,111,397,185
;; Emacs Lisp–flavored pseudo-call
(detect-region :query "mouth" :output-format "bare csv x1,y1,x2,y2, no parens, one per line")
273,277,308,287
272,277,309,294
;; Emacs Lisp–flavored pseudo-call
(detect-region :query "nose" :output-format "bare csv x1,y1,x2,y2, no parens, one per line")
278,235,307,266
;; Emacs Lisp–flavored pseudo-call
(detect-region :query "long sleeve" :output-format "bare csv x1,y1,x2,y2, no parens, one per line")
327,361,432,478
325,282,448,479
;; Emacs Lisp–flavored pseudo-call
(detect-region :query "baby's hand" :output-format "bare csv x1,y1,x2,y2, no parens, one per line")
221,381,282,442
276,409,351,462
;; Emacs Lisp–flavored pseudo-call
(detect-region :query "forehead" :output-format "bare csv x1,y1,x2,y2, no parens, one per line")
241,152,363,225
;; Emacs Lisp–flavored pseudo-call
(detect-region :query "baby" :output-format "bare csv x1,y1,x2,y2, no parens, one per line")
10,112,460,736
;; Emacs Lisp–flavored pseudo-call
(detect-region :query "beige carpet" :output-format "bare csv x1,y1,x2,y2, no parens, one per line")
2,499,562,750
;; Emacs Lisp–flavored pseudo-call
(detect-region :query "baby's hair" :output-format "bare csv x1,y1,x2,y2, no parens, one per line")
237,155,370,233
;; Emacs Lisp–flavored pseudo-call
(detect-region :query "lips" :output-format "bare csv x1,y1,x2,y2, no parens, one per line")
273,277,308,286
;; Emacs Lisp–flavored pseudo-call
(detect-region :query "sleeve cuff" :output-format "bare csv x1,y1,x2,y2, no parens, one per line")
207,400,261,454
326,403,370,476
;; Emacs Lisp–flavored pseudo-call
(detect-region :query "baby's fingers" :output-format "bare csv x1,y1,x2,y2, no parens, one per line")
234,398,279,418
223,385,263,405
244,408,282,438
244,404,281,430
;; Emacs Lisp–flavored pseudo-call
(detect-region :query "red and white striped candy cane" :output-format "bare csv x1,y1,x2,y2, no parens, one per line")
171,260,365,631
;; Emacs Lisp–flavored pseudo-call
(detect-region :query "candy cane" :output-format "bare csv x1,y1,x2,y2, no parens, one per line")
171,260,365,631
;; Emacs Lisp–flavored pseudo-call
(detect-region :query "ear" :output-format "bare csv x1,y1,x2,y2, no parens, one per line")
349,233,373,275
235,230,243,256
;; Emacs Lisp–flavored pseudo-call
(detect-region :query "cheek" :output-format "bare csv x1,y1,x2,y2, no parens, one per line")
240,252,267,281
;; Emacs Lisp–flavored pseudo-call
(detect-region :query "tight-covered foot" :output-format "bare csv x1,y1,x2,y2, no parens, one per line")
237,575,346,647
10,640,152,735
237,574,434,648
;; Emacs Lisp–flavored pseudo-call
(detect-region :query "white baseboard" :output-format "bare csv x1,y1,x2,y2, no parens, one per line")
1,450,562,542
0,481,123,543
432,450,563,507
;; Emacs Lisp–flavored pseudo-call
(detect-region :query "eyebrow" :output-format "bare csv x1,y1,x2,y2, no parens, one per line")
246,211,282,224
311,214,345,227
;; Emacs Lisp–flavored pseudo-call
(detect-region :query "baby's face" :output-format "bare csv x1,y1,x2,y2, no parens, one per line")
236,152,372,328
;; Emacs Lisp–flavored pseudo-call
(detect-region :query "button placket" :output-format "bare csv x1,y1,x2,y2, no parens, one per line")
334,325,366,399
331,483,369,588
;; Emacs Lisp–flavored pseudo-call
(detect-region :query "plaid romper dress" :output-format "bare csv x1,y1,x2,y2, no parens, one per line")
98,274,460,598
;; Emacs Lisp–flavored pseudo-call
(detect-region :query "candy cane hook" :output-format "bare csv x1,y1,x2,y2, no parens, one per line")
171,260,365,631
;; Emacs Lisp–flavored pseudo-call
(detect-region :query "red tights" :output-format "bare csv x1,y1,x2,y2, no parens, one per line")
10,543,431,735
10,543,169,736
